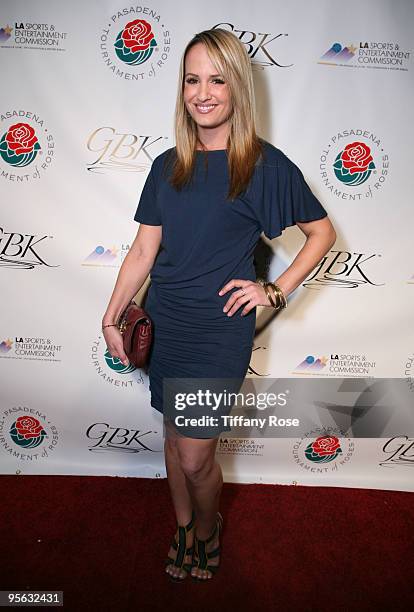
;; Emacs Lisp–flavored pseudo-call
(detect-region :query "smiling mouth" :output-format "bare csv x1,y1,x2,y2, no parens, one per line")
194,104,217,114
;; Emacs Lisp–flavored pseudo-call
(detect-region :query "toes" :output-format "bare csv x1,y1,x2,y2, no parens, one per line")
166,564,182,579
191,569,211,579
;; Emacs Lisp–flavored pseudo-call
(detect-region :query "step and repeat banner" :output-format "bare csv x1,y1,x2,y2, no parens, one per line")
1,0,413,491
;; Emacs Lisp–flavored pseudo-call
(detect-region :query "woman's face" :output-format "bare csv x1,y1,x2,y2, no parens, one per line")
183,42,232,136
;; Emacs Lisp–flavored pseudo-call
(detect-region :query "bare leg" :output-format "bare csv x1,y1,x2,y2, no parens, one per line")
175,433,224,580
164,421,195,579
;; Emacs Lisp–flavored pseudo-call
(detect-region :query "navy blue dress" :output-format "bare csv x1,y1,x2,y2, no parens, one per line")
134,139,327,437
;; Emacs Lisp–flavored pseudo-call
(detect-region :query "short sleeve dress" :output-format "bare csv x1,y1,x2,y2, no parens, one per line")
134,139,327,438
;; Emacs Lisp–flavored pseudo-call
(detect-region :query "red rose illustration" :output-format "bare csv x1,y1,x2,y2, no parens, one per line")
122,19,154,53
312,436,340,456
6,123,38,155
341,141,373,175
15,416,43,440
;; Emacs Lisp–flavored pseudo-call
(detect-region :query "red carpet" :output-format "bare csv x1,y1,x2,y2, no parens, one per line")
1,475,413,611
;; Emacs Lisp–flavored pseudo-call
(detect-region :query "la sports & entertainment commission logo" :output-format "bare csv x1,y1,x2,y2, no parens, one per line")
318,41,410,72
99,6,171,80
217,437,265,456
0,21,68,52
0,109,55,182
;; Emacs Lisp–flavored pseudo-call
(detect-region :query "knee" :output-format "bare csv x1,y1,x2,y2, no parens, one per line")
179,453,214,482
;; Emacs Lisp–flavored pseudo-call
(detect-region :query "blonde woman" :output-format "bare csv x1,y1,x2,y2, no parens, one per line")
102,29,336,582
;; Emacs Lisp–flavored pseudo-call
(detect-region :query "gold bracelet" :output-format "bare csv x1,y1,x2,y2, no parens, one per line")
263,282,277,308
268,282,287,309
268,283,281,310
258,279,287,310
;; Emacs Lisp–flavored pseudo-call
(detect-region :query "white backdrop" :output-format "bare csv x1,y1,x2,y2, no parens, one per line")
1,0,413,491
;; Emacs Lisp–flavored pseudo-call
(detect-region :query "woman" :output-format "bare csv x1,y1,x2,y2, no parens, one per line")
102,28,336,582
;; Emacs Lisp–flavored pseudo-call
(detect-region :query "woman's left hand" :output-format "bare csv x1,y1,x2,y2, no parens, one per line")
218,279,271,316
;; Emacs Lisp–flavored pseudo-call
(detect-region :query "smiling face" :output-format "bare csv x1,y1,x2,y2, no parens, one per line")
183,42,233,146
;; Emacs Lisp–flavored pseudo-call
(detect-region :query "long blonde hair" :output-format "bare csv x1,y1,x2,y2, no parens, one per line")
167,28,263,201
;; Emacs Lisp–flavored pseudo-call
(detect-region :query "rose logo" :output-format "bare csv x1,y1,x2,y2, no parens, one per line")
104,349,136,374
333,141,375,186
114,19,157,66
0,122,41,167
10,416,47,449
304,435,342,463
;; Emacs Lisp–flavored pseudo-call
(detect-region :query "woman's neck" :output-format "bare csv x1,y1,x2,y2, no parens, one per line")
196,127,229,151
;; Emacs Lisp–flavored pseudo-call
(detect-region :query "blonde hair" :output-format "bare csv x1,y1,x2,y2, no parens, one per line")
167,28,263,200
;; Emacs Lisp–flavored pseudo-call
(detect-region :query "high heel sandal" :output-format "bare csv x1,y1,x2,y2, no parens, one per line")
165,510,196,582
191,512,223,581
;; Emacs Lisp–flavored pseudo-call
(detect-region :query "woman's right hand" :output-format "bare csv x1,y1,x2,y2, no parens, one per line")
102,326,130,366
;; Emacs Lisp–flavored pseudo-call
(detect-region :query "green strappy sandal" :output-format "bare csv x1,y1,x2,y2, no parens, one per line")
191,512,223,581
165,510,196,582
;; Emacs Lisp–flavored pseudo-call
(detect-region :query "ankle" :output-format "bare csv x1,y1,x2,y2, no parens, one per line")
195,519,219,542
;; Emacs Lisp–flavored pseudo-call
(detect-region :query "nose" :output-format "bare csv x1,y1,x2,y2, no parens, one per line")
196,80,212,102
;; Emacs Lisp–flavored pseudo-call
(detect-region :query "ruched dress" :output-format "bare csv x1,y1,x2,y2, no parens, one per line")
134,139,327,438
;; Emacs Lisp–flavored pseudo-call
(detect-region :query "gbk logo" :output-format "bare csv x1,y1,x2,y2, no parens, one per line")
379,436,414,468
0,227,58,270
86,130,167,173
86,422,160,453
303,250,384,289
212,23,293,69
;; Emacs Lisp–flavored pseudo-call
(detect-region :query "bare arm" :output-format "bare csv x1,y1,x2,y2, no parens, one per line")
102,223,162,364
272,216,336,296
102,223,162,325
218,216,336,315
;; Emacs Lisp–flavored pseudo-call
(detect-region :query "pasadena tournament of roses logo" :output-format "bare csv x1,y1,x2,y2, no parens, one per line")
0,406,60,462
99,6,171,80
292,427,354,473
403,353,414,393
0,110,55,181
91,335,145,388
319,129,389,201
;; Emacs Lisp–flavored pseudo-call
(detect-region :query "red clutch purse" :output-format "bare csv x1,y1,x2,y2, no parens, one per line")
117,301,153,368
